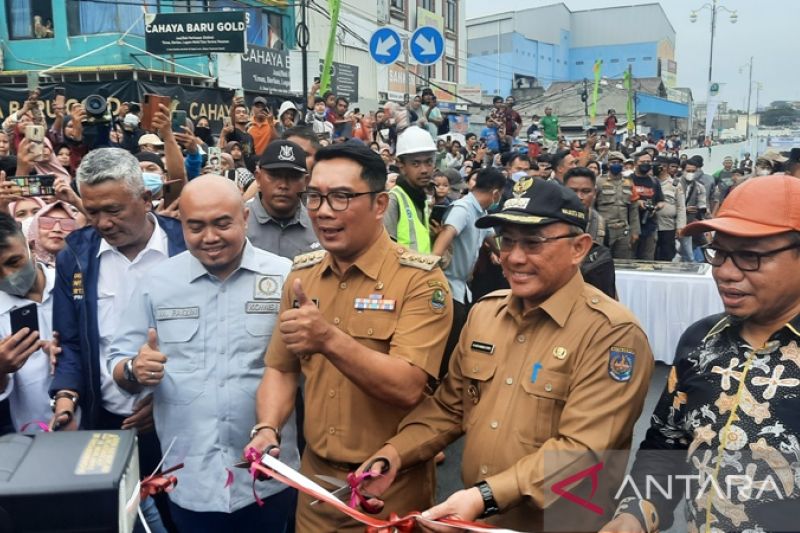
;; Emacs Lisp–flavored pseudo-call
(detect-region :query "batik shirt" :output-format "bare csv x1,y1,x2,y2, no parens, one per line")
623,313,800,533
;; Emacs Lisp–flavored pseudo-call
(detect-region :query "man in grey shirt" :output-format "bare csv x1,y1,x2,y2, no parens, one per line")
108,176,299,531
431,167,505,377
246,140,319,260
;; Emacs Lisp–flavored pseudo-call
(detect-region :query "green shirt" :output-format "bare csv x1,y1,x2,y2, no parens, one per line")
541,114,559,141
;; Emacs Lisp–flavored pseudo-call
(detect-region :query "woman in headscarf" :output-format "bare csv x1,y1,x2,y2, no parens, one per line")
9,197,47,222
22,201,81,266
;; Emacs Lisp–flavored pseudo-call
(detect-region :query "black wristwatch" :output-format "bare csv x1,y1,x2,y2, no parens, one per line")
123,358,138,383
474,480,500,518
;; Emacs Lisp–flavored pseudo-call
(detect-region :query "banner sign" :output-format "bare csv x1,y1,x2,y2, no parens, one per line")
0,81,234,131
145,11,247,54
242,45,291,95
242,46,359,101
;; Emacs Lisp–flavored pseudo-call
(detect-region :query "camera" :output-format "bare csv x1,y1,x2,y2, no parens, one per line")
82,94,112,125
641,199,657,225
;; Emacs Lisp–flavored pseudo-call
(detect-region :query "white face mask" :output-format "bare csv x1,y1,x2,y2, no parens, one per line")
756,168,771,176
621,169,634,178
684,172,695,182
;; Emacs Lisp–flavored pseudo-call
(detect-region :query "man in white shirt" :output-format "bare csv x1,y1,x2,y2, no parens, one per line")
0,212,52,431
48,148,186,533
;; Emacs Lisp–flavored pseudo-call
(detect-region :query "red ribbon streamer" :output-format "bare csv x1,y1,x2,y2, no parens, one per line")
245,452,505,531
20,421,50,432
140,463,183,502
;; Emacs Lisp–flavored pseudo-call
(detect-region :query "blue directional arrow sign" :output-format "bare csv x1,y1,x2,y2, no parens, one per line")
369,27,402,65
410,26,444,65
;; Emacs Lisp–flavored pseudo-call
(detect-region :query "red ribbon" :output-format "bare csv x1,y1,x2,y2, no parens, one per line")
139,463,183,502
345,470,383,513
244,447,267,507
246,454,506,531
20,421,50,432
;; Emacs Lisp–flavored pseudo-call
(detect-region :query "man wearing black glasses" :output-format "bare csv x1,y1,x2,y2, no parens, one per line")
356,177,653,531
246,142,453,532
602,174,800,533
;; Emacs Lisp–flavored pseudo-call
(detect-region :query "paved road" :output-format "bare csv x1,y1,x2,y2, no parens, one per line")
435,362,688,532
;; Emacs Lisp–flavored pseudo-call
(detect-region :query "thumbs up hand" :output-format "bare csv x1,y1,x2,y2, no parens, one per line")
133,328,168,386
279,279,333,356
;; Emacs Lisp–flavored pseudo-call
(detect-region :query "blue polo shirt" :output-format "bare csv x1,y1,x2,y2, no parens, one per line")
442,193,494,304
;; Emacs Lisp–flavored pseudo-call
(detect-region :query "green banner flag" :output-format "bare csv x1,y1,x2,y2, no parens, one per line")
320,0,341,95
624,70,634,133
590,60,602,123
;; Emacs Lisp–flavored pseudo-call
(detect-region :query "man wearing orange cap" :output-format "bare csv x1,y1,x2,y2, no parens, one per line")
601,174,800,533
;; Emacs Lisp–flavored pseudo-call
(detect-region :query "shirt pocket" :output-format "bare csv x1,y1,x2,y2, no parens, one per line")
241,312,278,370
156,317,201,373
346,312,397,350
459,354,497,430
517,368,570,446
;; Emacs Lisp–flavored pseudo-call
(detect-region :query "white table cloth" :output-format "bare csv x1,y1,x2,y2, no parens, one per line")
615,268,724,364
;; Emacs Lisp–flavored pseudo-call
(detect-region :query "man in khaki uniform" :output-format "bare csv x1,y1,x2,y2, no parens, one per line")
245,142,452,532
596,151,640,259
357,178,654,532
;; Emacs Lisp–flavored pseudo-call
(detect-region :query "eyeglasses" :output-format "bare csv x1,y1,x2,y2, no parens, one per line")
703,243,800,272
299,190,382,212
499,233,576,255
39,217,77,231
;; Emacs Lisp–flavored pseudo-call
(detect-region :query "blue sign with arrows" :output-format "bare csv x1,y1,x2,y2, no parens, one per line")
369,27,402,65
410,26,444,65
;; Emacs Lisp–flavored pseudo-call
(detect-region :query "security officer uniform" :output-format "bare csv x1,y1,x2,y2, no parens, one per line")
595,153,640,259
585,207,606,245
266,229,453,532
385,179,654,531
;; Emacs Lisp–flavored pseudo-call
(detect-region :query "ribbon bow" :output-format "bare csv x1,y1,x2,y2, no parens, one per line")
346,470,383,513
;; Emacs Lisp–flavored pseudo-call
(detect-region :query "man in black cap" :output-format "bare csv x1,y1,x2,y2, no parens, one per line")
357,177,654,532
245,139,319,260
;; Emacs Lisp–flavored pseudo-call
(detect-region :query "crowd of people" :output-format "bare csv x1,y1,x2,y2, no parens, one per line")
1,82,800,533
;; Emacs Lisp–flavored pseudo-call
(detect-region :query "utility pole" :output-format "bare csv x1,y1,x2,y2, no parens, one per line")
297,0,310,101
581,78,589,127
745,56,753,141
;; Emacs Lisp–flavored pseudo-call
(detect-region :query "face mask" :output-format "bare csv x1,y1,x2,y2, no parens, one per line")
756,168,771,176
684,172,695,181
488,192,501,211
621,169,634,178
142,172,163,195
609,163,623,175
195,126,210,138
637,164,652,175
0,255,37,297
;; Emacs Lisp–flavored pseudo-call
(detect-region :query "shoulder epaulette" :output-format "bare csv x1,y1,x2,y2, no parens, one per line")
291,250,326,270
478,289,511,301
397,250,440,271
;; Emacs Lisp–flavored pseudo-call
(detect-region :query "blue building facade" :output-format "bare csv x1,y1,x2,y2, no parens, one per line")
466,3,675,96
0,0,294,76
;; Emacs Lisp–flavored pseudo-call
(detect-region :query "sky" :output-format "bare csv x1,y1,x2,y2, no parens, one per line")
464,0,797,109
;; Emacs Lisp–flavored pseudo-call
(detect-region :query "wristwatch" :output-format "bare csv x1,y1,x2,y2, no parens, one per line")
123,357,138,383
50,390,78,412
249,423,281,443
474,480,500,518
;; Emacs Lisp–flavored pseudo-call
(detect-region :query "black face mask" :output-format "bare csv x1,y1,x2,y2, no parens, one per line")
637,164,652,175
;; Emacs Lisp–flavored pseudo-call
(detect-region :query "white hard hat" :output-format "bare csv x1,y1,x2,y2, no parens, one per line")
395,126,436,157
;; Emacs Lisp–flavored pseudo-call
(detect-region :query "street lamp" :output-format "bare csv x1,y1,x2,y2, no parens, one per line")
690,0,738,139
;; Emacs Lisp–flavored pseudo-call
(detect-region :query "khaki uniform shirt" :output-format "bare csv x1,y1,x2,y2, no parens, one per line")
595,174,641,237
266,230,453,463
388,272,654,531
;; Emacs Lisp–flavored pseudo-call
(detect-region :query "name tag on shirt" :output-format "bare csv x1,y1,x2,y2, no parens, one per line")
246,301,280,314
471,341,495,355
156,307,200,320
